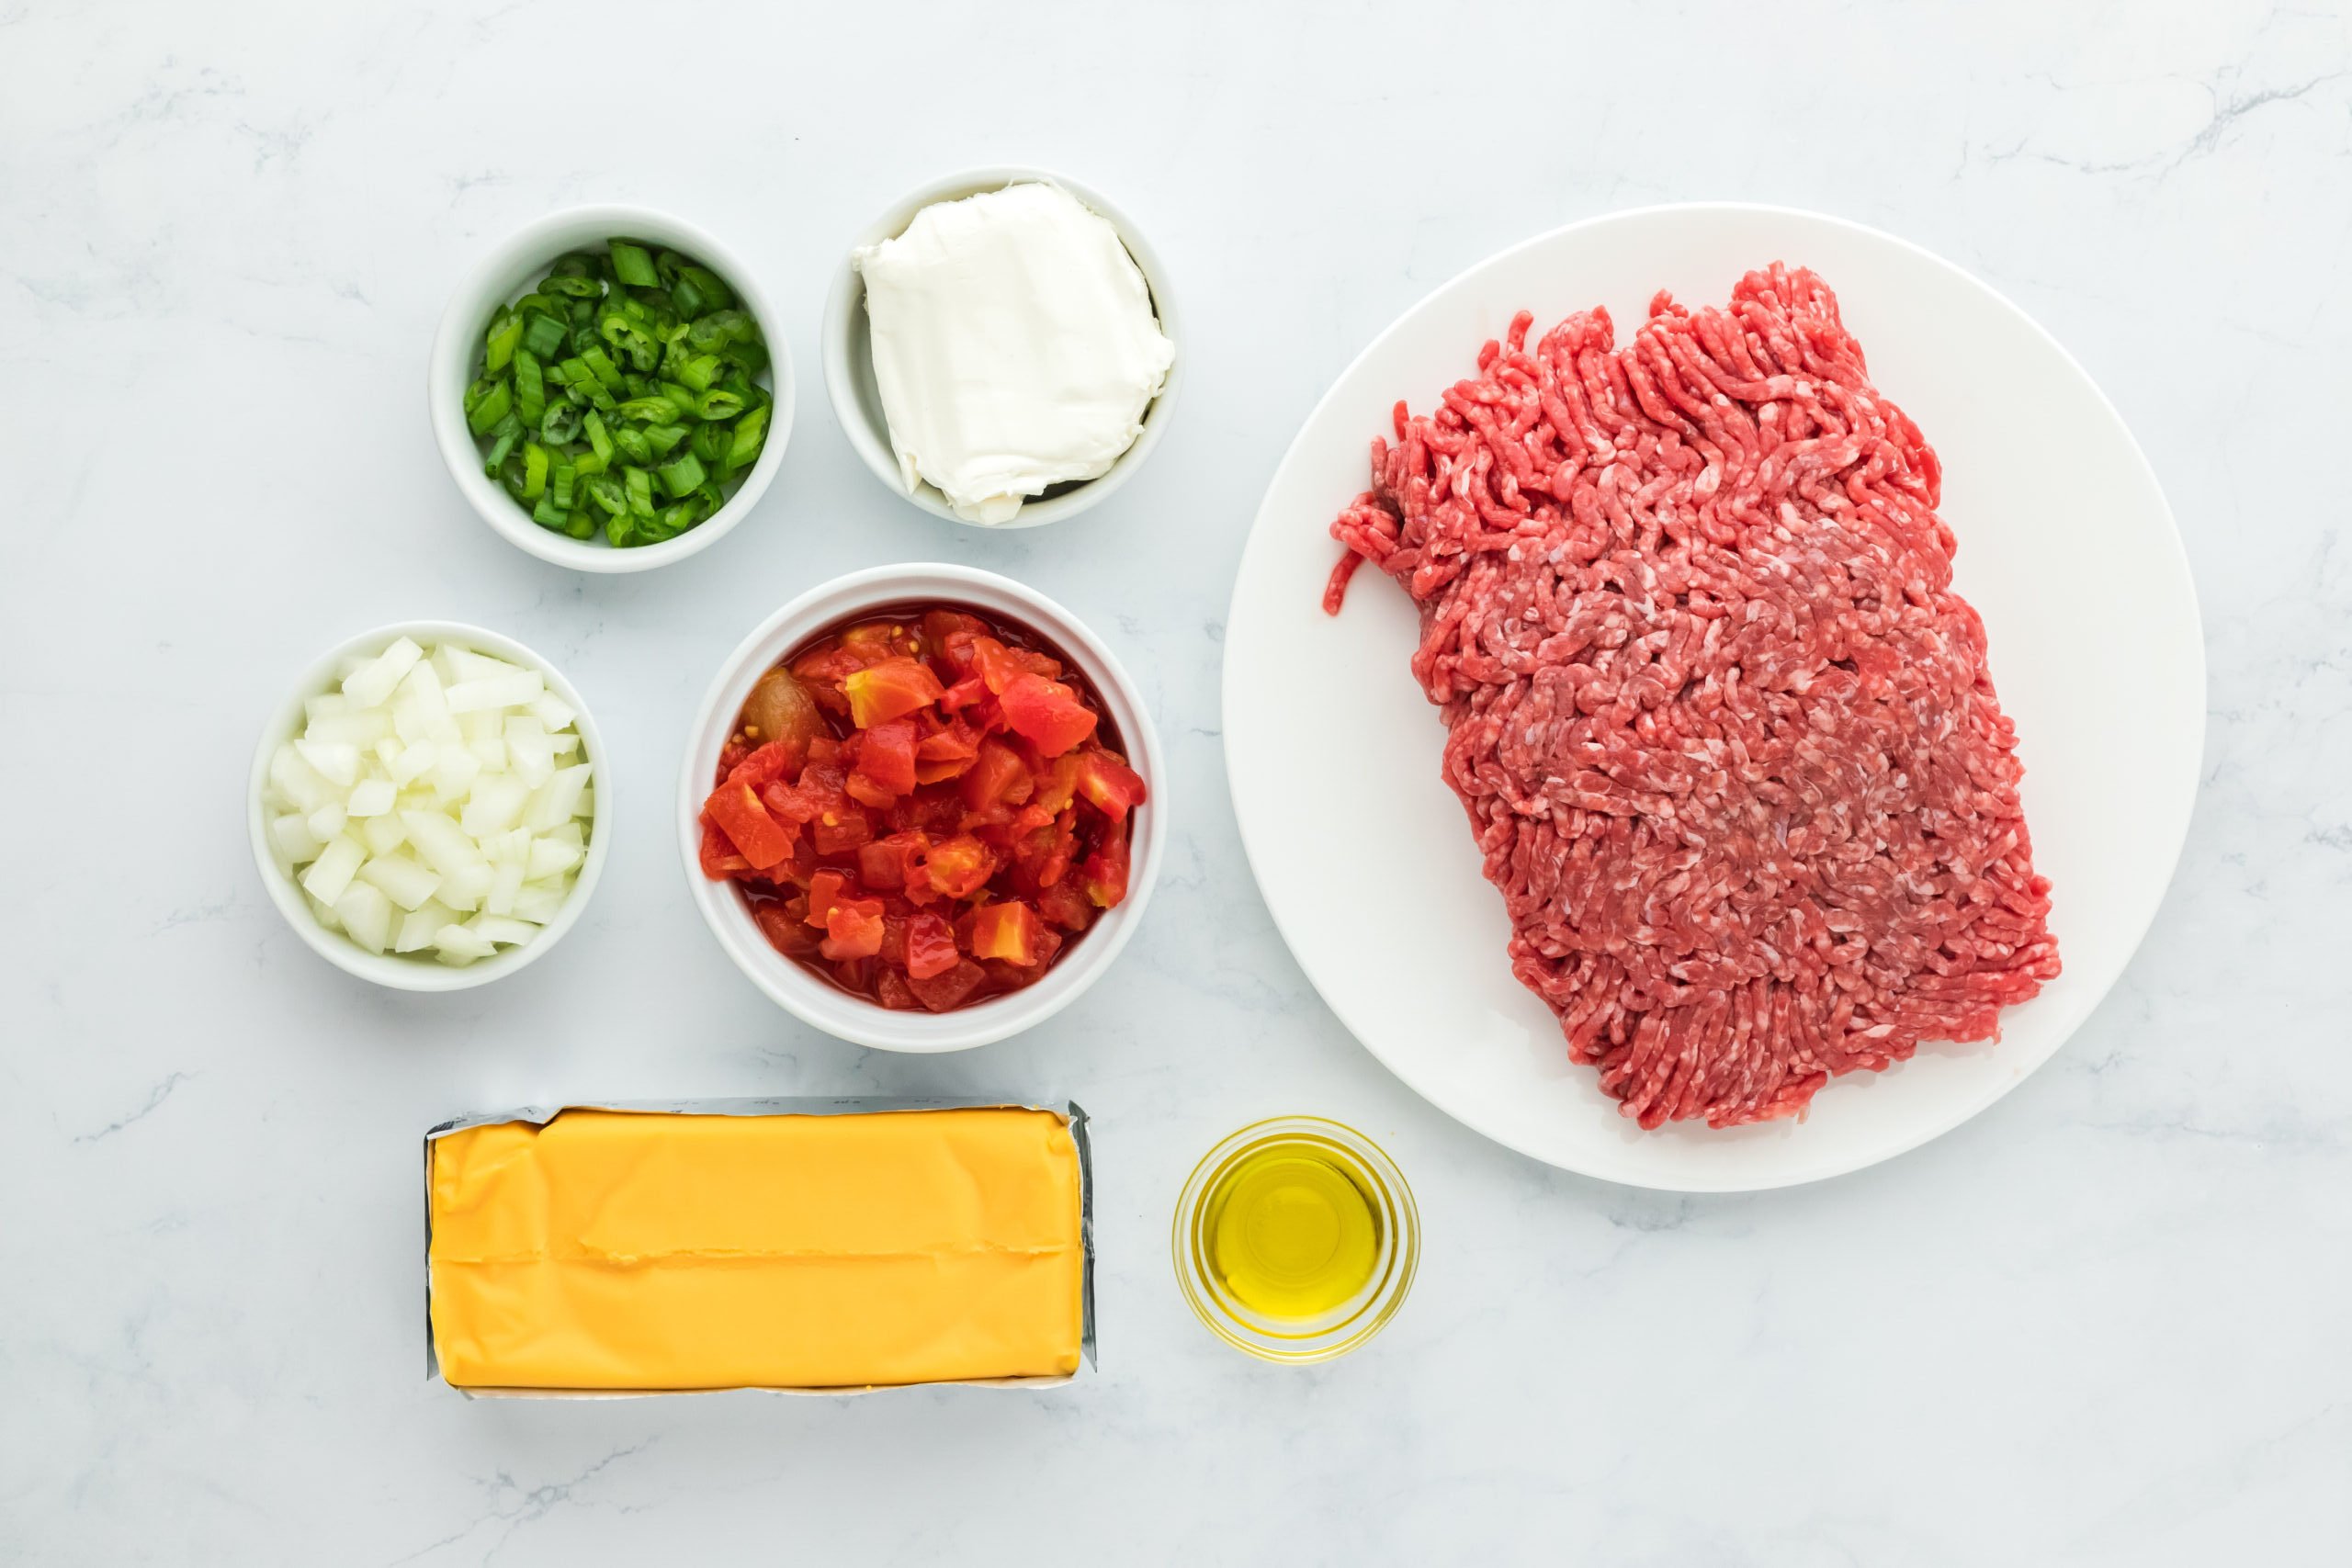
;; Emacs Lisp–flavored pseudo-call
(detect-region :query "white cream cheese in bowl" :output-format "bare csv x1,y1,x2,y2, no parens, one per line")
853,181,1176,525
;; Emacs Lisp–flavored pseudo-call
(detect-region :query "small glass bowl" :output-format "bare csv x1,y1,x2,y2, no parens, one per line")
1170,1115,1419,1364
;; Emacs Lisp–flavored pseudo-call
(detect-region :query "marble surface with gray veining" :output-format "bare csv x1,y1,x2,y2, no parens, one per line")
3,2,2347,1562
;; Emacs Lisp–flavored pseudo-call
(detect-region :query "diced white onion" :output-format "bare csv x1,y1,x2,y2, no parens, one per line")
296,739,359,788
511,878,568,924
357,852,442,911
486,861,525,917
346,778,396,818
334,882,395,953
357,812,408,856
447,670,543,714
270,812,323,865
469,914,538,946
526,838,581,880
263,637,592,963
395,900,457,953
300,832,367,904
341,637,422,710
434,924,497,964
460,774,529,838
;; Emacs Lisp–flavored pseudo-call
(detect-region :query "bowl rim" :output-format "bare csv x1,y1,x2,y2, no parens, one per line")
820,165,1183,531
428,202,795,575
676,562,1166,1051
247,620,613,992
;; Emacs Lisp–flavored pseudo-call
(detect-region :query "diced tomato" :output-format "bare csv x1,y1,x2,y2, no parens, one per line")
1035,877,1095,932
961,739,1033,811
937,672,990,711
732,738,801,790
820,897,886,960
916,722,980,764
969,900,1045,965
852,718,918,798
811,808,874,856
1009,815,1078,893
713,605,1136,1015
805,869,848,928
705,781,797,871
974,637,1059,695
924,833,995,898
842,657,944,728
841,621,910,665
754,899,822,958
698,815,752,879
922,609,989,651
1000,673,1099,757
1080,830,1132,908
903,910,960,980
908,958,986,1012
1029,752,1080,816
857,830,929,891
1074,750,1148,819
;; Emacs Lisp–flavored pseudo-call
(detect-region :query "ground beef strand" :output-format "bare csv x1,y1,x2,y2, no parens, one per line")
1326,264,2059,1129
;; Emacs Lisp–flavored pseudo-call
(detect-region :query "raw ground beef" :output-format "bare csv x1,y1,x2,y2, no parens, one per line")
1326,264,2059,1129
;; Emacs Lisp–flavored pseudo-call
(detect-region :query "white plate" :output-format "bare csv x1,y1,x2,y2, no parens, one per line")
1224,204,2204,1191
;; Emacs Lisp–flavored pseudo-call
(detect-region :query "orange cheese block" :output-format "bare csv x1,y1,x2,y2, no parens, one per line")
428,1107,1085,1391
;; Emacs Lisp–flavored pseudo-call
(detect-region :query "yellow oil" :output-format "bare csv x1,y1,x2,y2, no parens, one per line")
1202,1140,1382,1320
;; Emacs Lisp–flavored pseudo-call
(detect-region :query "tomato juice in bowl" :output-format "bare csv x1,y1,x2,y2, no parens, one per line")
680,565,1165,1052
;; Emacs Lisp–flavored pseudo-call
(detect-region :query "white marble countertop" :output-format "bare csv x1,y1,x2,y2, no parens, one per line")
5,2,2347,1562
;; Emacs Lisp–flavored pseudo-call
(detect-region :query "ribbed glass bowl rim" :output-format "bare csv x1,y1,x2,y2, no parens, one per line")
1170,1114,1419,1364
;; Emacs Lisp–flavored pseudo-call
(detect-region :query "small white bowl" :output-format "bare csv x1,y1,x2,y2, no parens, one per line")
429,205,794,574
820,167,1182,531
248,621,612,991
679,564,1167,1050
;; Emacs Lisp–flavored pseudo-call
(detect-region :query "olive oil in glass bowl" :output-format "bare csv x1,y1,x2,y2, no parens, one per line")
1171,1116,1419,1363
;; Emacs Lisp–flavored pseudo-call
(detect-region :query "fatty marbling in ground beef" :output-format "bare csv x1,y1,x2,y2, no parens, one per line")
1326,264,2059,1129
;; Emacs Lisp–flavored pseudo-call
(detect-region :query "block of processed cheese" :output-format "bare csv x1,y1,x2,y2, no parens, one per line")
427,1105,1087,1391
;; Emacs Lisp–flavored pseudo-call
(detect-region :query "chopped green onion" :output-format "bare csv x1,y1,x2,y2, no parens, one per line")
520,314,568,360
726,404,768,473
514,349,547,425
540,400,583,446
468,238,766,547
464,378,513,436
616,395,679,423
484,310,523,374
583,473,627,515
658,451,707,497
581,345,623,391
608,241,658,288
482,430,517,477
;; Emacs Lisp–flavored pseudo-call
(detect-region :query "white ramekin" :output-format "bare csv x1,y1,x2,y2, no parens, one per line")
679,564,1166,1050
820,167,1182,531
248,621,612,991
429,205,794,573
